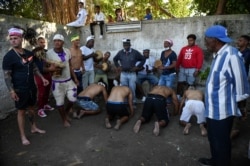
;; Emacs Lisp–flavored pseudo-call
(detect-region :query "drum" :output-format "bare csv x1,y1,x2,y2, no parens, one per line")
94,50,103,61
33,47,46,60
46,59,65,77
102,62,109,72
53,67,63,77
154,59,162,68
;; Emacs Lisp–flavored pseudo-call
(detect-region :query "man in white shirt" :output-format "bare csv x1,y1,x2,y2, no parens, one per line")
80,36,96,89
90,5,105,39
136,49,158,102
67,0,88,27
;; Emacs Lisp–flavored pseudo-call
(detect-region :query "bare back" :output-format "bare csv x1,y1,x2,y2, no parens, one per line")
149,85,173,98
78,84,107,100
70,47,83,70
108,86,131,102
184,89,203,101
149,85,179,114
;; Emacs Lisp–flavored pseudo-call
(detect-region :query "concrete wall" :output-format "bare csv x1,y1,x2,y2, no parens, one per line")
0,14,250,115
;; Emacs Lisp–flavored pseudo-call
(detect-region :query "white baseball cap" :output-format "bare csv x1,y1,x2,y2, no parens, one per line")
53,34,64,41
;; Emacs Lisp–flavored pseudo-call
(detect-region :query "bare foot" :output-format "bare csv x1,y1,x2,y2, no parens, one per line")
72,112,78,119
105,118,112,129
77,110,85,119
200,124,207,136
21,137,30,146
64,120,71,127
31,128,46,134
183,123,191,135
67,115,72,122
114,119,121,130
133,120,141,133
153,122,160,136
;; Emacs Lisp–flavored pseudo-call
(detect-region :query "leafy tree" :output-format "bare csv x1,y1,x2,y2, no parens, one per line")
0,0,249,24
193,0,250,15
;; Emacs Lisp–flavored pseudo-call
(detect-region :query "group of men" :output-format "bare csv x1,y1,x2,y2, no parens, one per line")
2,24,250,166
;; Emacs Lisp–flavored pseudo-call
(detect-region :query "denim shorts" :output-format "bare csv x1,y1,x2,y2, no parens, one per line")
76,97,99,111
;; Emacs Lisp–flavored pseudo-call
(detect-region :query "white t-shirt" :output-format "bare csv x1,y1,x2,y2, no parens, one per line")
77,8,88,25
94,12,105,21
137,56,156,75
80,46,94,71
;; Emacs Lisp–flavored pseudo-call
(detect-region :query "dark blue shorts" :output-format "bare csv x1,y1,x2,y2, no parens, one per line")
15,88,37,110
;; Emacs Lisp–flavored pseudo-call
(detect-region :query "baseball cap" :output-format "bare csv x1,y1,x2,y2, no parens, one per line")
53,34,64,41
205,25,232,43
122,38,130,43
79,0,84,4
86,35,95,42
8,28,24,37
164,39,173,47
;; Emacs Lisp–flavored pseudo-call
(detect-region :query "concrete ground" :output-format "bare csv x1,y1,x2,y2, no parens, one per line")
0,98,250,166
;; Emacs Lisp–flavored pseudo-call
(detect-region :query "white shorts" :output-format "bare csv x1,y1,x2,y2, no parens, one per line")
180,100,206,124
52,79,77,106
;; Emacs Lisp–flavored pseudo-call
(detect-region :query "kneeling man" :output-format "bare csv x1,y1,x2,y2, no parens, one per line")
179,86,207,136
105,86,134,130
76,82,108,118
133,85,178,136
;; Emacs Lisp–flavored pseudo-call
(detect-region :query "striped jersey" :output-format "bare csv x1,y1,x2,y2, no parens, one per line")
205,44,250,120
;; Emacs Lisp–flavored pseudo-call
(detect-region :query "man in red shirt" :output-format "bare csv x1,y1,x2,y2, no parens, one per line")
176,34,203,96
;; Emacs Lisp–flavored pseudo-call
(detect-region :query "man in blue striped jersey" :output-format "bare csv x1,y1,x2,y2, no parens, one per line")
198,25,250,166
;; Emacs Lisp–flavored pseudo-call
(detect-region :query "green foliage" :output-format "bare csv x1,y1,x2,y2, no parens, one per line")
0,0,43,20
192,0,250,15
1,0,249,22
199,67,210,82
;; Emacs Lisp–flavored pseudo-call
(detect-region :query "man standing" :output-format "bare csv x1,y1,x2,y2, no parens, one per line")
133,85,178,136
2,27,48,145
90,5,105,39
157,39,177,89
136,49,158,102
46,34,79,127
176,34,203,96
80,36,96,89
70,34,85,94
66,0,88,27
198,25,249,166
230,35,250,139
33,36,54,118
113,38,145,104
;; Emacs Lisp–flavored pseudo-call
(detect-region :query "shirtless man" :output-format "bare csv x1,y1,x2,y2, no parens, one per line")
133,85,178,136
76,82,108,119
179,86,207,136
105,86,134,130
70,35,85,94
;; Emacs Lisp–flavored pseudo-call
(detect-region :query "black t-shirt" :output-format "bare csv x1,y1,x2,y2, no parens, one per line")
160,50,177,75
2,49,36,90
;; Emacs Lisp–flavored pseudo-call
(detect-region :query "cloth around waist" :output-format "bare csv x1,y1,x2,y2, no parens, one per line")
107,101,127,104
52,78,71,83
77,96,92,101
147,94,165,100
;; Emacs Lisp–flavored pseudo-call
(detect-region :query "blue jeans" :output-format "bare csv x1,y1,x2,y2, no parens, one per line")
120,72,137,102
82,70,95,89
158,73,176,88
74,71,83,94
206,116,234,166
136,73,158,85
